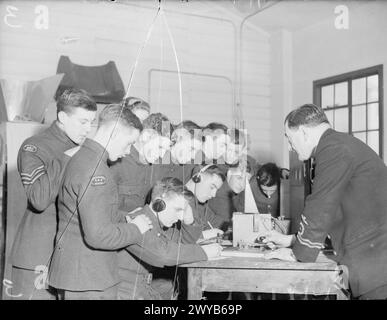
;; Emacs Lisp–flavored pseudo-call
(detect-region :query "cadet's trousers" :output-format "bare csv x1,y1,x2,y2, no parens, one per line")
10,266,56,300
117,269,162,300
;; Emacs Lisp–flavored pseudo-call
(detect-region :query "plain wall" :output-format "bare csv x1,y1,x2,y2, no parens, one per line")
0,0,271,160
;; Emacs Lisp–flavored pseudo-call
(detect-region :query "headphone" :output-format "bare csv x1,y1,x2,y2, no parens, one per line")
192,164,213,183
152,198,166,212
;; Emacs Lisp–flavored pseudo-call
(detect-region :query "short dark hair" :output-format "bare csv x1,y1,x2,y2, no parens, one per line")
256,163,281,187
175,120,201,133
203,122,228,133
201,165,226,182
151,177,194,201
123,96,151,113
142,112,172,137
56,88,97,115
98,104,143,131
172,120,202,141
285,103,329,130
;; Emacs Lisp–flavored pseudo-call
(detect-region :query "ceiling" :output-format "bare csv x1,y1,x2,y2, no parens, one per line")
251,1,371,33
116,0,376,34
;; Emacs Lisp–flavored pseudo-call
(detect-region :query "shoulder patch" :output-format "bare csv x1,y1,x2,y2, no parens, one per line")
22,144,38,153
91,175,106,186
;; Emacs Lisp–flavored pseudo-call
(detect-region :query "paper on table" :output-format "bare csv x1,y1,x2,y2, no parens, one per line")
220,247,265,258
207,256,228,261
244,176,259,213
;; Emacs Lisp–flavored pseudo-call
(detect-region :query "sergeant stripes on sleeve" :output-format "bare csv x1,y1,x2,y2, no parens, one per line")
20,165,46,185
297,219,325,250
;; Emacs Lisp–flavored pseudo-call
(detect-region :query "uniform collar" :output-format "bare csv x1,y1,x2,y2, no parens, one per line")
143,205,164,232
131,145,148,165
82,138,109,163
49,121,77,147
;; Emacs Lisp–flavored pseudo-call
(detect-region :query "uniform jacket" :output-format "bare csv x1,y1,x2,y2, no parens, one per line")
179,197,226,244
12,122,75,269
207,156,262,221
117,206,207,298
292,129,387,297
123,205,207,270
232,171,279,216
110,148,195,213
48,138,141,291
110,147,156,212
111,149,196,276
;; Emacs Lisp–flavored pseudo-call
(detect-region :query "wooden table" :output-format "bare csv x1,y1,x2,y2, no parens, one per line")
181,253,349,300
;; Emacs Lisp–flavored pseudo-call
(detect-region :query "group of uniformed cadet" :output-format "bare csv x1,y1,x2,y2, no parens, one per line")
11,88,387,300
11,88,280,300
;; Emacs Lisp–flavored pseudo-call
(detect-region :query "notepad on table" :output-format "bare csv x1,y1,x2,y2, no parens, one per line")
220,247,265,258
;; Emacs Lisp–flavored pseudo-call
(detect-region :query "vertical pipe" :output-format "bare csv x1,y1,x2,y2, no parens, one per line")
238,1,282,127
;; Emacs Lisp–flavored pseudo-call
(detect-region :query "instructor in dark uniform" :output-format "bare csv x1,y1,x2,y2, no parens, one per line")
264,103,387,299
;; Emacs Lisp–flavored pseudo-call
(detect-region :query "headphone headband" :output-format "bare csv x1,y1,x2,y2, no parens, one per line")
199,164,213,174
192,164,214,183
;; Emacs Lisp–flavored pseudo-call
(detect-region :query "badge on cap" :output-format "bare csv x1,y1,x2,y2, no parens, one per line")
23,144,38,153
91,175,106,186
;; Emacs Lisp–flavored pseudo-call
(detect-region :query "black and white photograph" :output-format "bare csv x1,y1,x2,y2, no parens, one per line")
0,0,386,306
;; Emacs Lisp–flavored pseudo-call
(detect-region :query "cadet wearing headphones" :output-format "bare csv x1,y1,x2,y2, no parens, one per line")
182,165,226,244
117,177,222,300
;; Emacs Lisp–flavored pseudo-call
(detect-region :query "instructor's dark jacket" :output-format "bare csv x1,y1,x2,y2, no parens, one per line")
292,129,387,297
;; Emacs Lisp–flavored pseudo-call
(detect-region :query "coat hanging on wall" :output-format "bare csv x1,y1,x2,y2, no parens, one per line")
55,56,125,104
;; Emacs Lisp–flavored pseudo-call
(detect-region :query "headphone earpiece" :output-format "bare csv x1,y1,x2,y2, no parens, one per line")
192,173,201,183
152,198,166,212
192,164,213,184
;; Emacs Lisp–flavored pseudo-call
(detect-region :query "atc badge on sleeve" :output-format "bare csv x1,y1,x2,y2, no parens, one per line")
91,175,106,186
22,144,38,153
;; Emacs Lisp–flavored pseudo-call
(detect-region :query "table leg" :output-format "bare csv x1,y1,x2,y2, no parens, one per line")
187,268,202,300
335,289,349,300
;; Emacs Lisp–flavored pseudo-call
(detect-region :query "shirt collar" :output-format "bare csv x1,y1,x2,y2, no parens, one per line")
143,205,164,232
49,121,77,147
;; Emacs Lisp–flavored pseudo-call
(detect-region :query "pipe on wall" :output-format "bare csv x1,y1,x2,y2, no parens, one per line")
148,68,234,120
237,0,282,122
114,0,239,122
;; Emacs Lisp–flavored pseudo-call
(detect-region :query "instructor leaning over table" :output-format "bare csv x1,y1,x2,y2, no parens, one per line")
262,103,387,300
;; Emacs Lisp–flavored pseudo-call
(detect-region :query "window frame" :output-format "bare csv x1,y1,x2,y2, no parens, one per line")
313,64,384,159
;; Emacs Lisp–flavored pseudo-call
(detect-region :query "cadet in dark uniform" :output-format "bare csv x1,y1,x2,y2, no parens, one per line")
264,104,387,299
117,177,222,300
207,128,248,224
11,88,97,300
183,165,226,243
152,120,202,196
169,120,202,166
201,122,229,164
233,162,280,217
110,113,172,213
110,113,174,299
48,104,153,300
